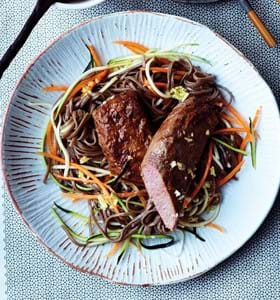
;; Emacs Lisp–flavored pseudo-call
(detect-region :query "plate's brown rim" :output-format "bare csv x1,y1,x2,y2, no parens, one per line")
1,10,279,287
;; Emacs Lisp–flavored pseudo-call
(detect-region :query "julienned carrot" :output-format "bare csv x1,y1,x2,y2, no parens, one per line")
62,192,99,200
147,67,168,73
237,134,251,162
213,128,248,135
236,107,262,162
223,102,252,163
86,45,102,66
53,173,98,185
61,188,146,201
253,106,262,128
143,81,167,89
206,222,225,233
217,160,245,187
139,196,147,207
220,113,239,125
117,190,147,198
184,143,213,207
43,85,68,92
45,122,52,153
107,242,122,257
190,143,213,199
69,69,108,99
37,152,110,197
114,40,149,54
45,122,57,155
156,58,171,64
129,45,146,54
223,101,250,132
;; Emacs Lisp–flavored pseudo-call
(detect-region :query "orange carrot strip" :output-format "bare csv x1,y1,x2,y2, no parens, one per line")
220,113,239,125
114,40,149,54
86,45,102,66
37,152,110,197
206,222,225,233
53,173,97,185
217,160,245,187
69,70,108,99
107,242,122,257
253,106,262,128
238,134,251,162
149,67,168,73
43,85,68,92
117,190,147,198
184,143,213,207
190,143,213,199
237,107,262,162
223,101,250,132
143,81,167,89
62,192,99,200
139,196,147,207
45,122,57,155
213,128,248,135
127,45,147,55
156,58,171,64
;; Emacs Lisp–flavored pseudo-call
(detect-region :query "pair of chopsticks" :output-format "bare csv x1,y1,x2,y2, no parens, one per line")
239,0,277,48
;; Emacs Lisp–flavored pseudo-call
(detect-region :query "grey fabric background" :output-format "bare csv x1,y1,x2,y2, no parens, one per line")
0,0,279,299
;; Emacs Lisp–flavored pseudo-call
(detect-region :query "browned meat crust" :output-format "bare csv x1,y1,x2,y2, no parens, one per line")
93,90,152,183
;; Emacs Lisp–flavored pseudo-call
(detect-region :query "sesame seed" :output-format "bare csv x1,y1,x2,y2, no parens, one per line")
184,137,193,143
170,161,177,168
177,161,185,171
210,166,216,176
174,190,181,197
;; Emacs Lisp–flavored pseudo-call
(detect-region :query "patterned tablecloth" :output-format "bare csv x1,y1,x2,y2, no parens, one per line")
0,0,279,299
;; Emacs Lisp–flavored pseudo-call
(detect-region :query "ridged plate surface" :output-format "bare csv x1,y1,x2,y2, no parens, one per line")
1,11,280,285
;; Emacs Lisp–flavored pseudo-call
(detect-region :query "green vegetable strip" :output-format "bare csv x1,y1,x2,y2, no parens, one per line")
127,200,144,207
117,198,128,213
51,208,88,242
52,207,173,248
51,176,73,192
212,137,248,155
87,231,120,242
131,234,173,240
84,61,92,72
117,239,130,264
76,183,95,192
52,208,117,245
249,118,257,169
54,202,89,224
108,50,211,66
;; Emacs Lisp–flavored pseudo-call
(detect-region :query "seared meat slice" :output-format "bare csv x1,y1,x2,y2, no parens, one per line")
93,90,152,183
141,97,219,230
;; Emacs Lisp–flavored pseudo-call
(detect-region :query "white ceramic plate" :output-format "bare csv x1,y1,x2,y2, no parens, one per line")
2,11,280,286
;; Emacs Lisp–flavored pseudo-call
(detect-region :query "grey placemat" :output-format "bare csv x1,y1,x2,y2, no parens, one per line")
0,0,279,299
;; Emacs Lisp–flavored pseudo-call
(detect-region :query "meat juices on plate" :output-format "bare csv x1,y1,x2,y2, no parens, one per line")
93,90,152,183
141,97,219,230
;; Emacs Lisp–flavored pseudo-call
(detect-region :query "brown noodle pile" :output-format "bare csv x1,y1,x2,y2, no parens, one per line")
49,58,242,243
